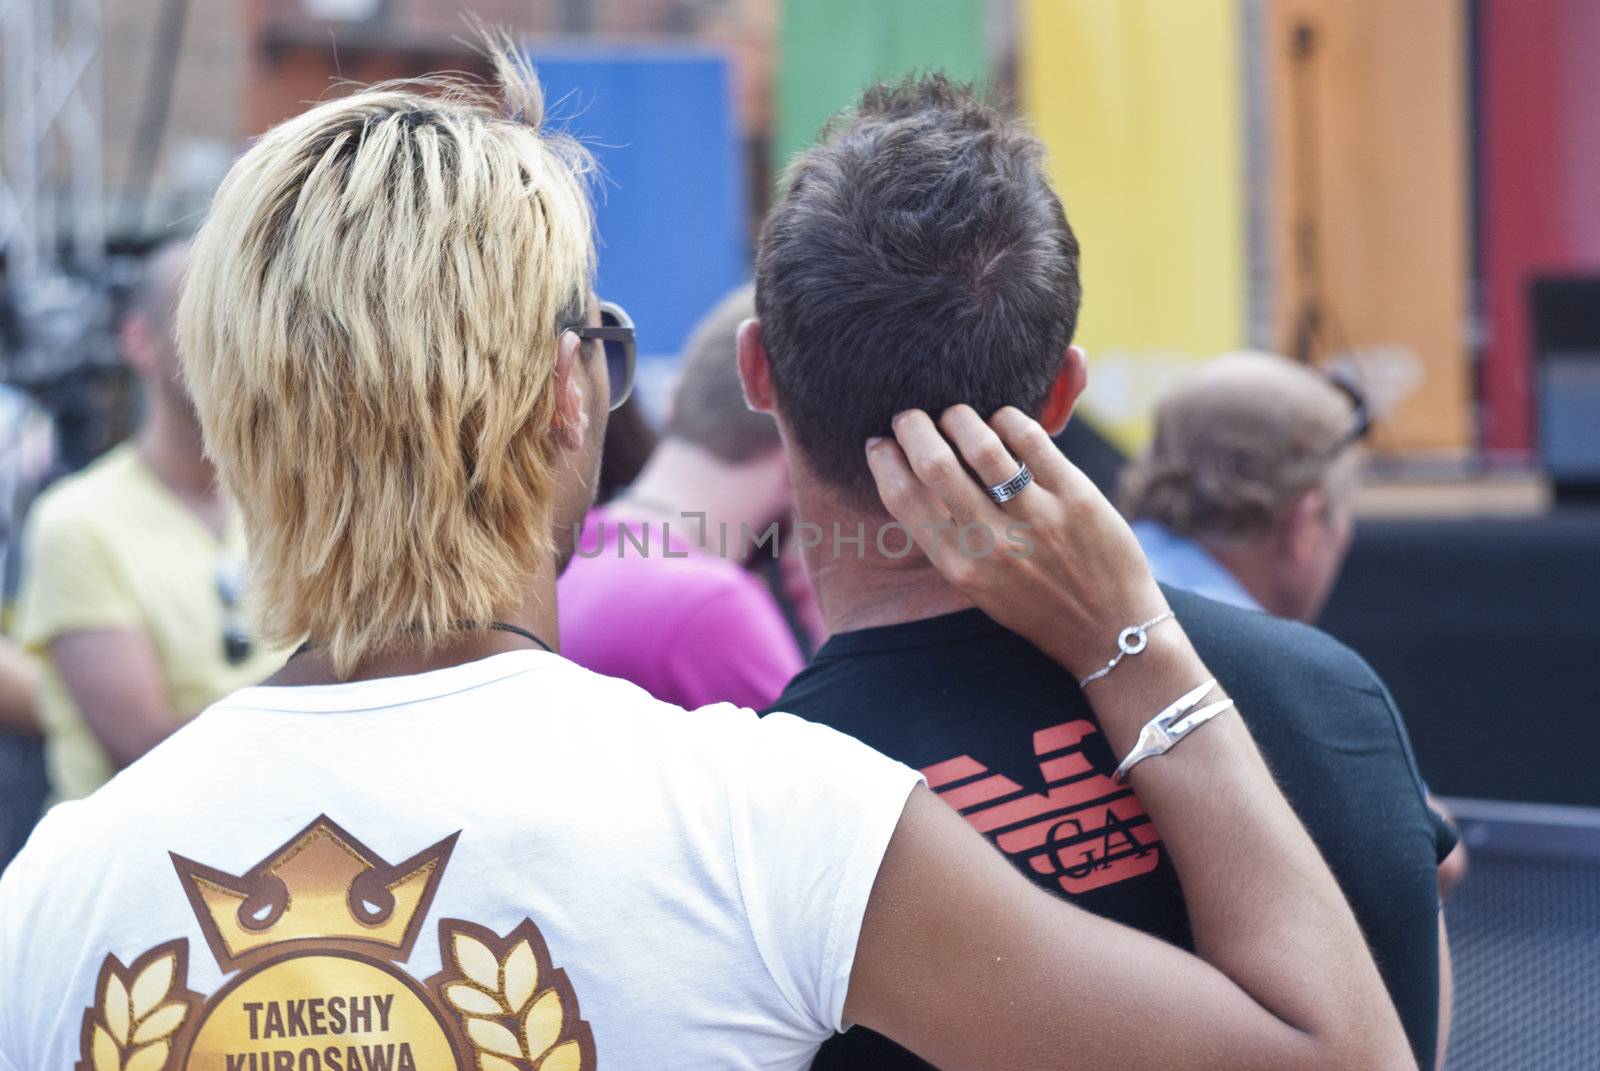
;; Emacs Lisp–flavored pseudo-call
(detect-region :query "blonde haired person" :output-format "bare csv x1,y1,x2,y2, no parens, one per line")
0,47,1413,1070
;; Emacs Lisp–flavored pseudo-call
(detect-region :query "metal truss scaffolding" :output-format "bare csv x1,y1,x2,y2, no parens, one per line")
1,0,111,390
1,0,105,286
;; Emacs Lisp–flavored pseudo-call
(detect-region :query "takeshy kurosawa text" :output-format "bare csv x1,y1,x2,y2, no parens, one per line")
224,994,419,1071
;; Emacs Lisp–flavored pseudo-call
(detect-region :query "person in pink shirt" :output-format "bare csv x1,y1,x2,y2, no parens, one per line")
558,285,806,709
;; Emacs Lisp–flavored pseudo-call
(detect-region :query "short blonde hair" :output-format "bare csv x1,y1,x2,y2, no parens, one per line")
1120,352,1361,543
178,43,595,675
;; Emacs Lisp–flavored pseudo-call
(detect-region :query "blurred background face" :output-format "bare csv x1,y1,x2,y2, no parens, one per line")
122,312,179,408
1284,488,1358,624
1294,440,1363,624
118,244,190,415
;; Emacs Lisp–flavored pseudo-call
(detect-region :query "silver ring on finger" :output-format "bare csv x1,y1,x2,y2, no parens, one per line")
986,461,1032,505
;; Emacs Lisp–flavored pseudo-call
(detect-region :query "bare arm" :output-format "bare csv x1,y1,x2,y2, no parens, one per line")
1430,797,1459,1069
845,406,1413,1070
1437,913,1453,1070
1430,795,1469,900
0,640,40,736
50,629,177,767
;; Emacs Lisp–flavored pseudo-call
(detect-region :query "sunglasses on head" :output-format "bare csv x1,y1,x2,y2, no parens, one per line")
1326,366,1372,455
563,299,636,411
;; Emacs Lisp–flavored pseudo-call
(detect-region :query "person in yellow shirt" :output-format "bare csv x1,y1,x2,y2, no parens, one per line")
12,241,286,801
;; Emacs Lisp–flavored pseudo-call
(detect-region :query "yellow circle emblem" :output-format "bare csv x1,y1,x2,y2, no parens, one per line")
187,953,457,1071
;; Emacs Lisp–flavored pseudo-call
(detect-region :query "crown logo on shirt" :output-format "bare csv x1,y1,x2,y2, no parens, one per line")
170,815,456,971
73,815,595,1071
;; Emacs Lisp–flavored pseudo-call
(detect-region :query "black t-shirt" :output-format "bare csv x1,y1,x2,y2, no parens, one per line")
771,585,1456,1071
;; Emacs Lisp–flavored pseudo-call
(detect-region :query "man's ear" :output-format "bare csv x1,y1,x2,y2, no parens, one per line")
550,329,586,449
737,318,777,414
119,315,155,380
1039,345,1088,435
1282,488,1326,563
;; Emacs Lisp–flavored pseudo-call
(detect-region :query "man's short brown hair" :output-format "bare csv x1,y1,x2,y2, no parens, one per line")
755,74,1080,509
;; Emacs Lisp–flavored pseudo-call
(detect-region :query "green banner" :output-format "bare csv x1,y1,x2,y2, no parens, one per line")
775,0,989,171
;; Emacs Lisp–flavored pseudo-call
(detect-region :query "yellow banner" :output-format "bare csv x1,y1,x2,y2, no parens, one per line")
1021,0,1246,450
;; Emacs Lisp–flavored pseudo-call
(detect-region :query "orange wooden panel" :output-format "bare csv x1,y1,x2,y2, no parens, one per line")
1264,0,1473,453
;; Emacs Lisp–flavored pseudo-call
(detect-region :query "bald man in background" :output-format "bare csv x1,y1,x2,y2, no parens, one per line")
11,241,284,801
1121,351,1366,623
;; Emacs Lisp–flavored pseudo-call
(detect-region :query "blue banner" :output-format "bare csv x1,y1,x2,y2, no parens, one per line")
528,47,748,376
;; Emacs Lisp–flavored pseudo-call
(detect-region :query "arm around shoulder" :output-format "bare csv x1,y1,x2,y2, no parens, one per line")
845,668,1416,1070
842,407,1416,1070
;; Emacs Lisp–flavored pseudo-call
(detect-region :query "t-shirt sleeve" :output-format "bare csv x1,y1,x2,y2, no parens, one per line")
13,501,141,648
662,581,805,711
0,828,39,1067
1366,670,1461,865
1425,798,1461,865
725,711,923,1037
0,866,12,1065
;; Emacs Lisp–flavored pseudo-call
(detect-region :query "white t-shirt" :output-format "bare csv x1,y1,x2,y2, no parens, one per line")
0,651,920,1070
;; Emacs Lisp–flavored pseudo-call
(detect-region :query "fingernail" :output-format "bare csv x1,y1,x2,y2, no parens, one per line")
865,436,886,451
892,410,913,427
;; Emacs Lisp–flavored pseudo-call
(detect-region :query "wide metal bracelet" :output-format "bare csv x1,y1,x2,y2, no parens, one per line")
1078,610,1175,688
1113,678,1235,782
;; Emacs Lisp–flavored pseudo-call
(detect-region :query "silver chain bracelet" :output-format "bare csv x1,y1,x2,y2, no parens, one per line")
1077,610,1175,688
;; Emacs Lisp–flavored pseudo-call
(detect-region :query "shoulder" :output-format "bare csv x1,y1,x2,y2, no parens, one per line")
653,555,782,623
24,449,138,543
1165,585,1434,812
1166,585,1387,699
473,654,763,768
529,657,900,783
563,541,772,614
554,658,854,759
0,795,128,929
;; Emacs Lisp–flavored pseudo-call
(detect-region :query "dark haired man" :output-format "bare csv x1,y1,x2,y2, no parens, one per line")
742,75,1456,1070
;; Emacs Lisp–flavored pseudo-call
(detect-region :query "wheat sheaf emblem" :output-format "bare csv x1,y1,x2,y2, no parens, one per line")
80,942,199,1071
434,920,593,1071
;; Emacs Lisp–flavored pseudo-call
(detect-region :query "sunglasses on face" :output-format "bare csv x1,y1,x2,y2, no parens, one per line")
563,300,636,411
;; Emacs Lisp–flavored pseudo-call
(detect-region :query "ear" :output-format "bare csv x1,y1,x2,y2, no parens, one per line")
550,328,586,449
119,314,155,380
1282,488,1326,563
1039,345,1088,435
737,318,777,414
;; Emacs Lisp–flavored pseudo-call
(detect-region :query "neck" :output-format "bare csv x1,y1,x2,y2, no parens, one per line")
611,439,783,556
792,475,977,635
1203,538,1288,618
137,394,218,510
264,560,562,687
